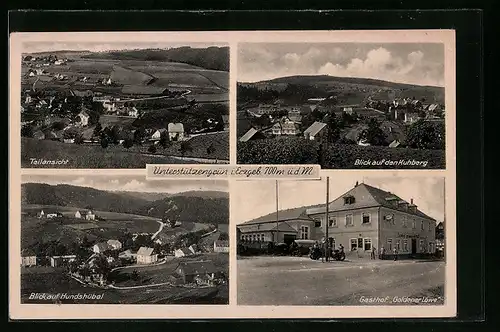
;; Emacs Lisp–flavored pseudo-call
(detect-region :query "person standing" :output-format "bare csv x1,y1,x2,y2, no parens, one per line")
393,247,398,261
380,246,385,260
371,246,377,260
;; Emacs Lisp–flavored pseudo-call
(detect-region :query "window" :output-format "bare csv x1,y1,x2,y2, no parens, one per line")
345,214,353,226
362,213,371,224
421,221,424,230
402,216,407,228
344,196,355,205
387,238,393,251
396,239,401,251
315,221,321,228
300,226,309,240
403,240,408,252
428,221,431,231
350,238,358,251
329,217,337,227
412,220,416,229
364,238,372,251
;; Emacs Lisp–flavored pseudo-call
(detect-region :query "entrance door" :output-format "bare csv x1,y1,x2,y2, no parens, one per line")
358,238,363,250
411,239,417,254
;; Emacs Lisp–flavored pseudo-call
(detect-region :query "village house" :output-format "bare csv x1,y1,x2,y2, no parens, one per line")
21,249,37,267
176,260,219,284
128,107,140,118
168,122,185,141
151,128,167,141
93,242,111,254
50,255,77,268
343,107,354,115
33,130,46,140
174,247,193,258
213,240,230,253
136,247,158,264
272,118,298,136
287,107,302,122
221,115,230,131
102,100,117,113
189,244,199,254
77,110,90,127
388,140,401,148
303,121,328,141
257,104,280,115
404,112,420,124
85,210,96,221
119,249,136,260
237,182,437,259
74,211,82,219
107,239,122,250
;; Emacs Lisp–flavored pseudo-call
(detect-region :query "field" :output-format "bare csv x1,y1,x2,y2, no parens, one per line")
21,205,162,247
237,137,445,169
21,266,227,304
238,256,444,305
21,138,201,168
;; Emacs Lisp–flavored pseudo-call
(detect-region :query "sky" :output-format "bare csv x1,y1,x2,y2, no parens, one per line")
23,42,228,54
233,176,445,224
238,43,445,87
22,175,228,194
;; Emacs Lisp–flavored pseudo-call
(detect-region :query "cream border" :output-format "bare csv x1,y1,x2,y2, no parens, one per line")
9,30,456,319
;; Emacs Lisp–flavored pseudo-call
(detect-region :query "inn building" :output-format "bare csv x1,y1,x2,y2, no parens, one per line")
237,182,437,258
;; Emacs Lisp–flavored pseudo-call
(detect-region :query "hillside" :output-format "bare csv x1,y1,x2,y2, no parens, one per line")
136,195,229,225
21,183,229,224
82,46,229,72
239,75,445,105
21,183,150,214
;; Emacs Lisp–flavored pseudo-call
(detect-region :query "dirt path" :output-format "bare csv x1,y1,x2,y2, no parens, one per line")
151,220,165,240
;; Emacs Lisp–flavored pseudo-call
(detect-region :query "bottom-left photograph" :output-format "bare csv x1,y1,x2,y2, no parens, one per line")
19,174,229,304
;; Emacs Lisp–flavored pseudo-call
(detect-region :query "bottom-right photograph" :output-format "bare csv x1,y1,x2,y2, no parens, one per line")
235,175,446,306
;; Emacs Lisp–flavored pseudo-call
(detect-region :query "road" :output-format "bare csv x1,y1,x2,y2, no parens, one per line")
151,220,165,240
237,256,445,305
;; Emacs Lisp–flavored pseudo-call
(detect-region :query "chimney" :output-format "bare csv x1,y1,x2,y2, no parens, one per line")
411,198,414,204
355,181,359,187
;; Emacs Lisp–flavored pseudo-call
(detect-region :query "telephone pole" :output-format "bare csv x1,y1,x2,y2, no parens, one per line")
325,176,330,261
275,180,279,244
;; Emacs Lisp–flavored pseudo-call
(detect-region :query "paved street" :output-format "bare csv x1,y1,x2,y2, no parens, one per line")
237,256,445,305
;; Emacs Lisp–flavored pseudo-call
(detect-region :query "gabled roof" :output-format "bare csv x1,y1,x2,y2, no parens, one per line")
178,260,219,276
21,248,36,256
168,122,184,132
214,240,229,247
242,203,321,225
388,140,401,148
240,221,299,233
239,128,259,142
107,239,121,246
137,247,155,256
176,248,192,255
304,121,327,136
307,183,435,220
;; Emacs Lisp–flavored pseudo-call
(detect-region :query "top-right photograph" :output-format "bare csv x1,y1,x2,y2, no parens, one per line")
237,43,446,169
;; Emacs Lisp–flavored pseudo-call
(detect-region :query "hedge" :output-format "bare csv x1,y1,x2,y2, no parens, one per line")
237,138,445,169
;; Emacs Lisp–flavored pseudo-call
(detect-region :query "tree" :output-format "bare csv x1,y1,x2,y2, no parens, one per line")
406,120,445,150
74,134,84,144
218,232,229,241
358,119,387,146
93,122,103,138
93,255,111,280
21,124,34,138
179,141,193,156
122,138,134,149
100,137,109,148
326,113,341,143
133,128,146,145
131,269,140,281
159,130,171,148
206,143,216,155
148,144,157,154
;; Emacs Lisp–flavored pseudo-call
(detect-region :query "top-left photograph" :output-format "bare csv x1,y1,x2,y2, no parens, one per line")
19,41,229,168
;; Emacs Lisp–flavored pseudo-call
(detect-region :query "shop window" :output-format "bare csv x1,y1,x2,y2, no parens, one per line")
315,221,321,228
387,238,393,251
362,213,371,224
350,238,357,251
364,238,372,251
403,240,408,252
329,217,337,227
345,214,353,226
300,226,309,240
